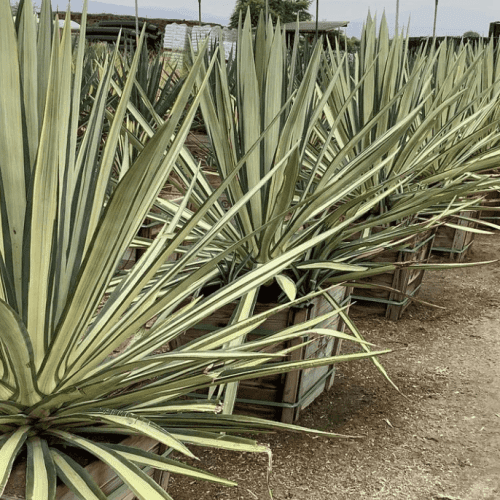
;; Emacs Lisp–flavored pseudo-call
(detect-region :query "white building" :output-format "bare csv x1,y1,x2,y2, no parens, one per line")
163,23,237,67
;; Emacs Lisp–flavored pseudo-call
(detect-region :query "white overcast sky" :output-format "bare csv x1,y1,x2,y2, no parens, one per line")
64,1,500,37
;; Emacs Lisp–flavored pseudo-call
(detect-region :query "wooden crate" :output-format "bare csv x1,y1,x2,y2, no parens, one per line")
350,229,435,321
479,189,500,223
432,210,479,262
170,285,350,423
3,437,170,500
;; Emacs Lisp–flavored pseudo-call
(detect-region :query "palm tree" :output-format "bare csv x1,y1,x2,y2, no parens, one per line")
432,0,438,39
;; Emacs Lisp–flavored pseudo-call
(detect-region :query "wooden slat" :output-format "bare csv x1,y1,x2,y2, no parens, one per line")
280,307,308,424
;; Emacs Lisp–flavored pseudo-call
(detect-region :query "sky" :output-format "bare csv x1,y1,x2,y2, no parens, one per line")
62,0,500,38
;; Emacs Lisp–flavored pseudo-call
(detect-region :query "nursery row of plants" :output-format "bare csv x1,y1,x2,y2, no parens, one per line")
1,0,500,498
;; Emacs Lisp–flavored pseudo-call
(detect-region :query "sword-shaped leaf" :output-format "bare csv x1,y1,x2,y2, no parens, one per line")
26,437,56,500
0,426,30,496
48,431,173,500
50,449,107,500
108,444,237,486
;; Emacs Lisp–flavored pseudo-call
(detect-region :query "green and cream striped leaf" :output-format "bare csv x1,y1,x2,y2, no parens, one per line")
0,300,38,405
26,437,57,500
48,431,173,500
156,412,360,439
25,18,64,368
0,1,27,312
274,274,297,301
213,350,391,387
78,412,197,459
0,426,30,496
323,292,399,391
50,449,108,500
107,444,237,486
168,429,271,455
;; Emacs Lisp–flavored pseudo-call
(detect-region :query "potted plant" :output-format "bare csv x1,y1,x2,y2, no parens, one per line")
137,11,460,418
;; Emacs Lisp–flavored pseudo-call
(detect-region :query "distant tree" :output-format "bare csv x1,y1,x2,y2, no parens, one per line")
229,0,312,29
326,31,361,53
463,31,480,37
348,36,361,52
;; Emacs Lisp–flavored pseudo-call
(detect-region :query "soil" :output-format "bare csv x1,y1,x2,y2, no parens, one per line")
166,232,500,500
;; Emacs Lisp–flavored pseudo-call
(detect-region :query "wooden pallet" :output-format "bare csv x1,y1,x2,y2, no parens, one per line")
170,285,351,423
350,229,435,321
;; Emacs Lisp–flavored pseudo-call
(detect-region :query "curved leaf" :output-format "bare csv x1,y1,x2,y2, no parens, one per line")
275,274,297,301
0,300,39,405
0,425,30,496
78,412,197,459
48,431,173,500
50,449,108,500
108,443,236,486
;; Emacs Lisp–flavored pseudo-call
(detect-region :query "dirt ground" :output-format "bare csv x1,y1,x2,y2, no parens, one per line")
167,232,500,500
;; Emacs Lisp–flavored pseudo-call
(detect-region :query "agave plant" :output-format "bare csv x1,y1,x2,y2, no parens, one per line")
313,13,500,243
134,14,500,406
0,0,394,498
171,14,422,287
113,43,186,158
161,14,495,298
126,12,468,414
325,15,500,177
